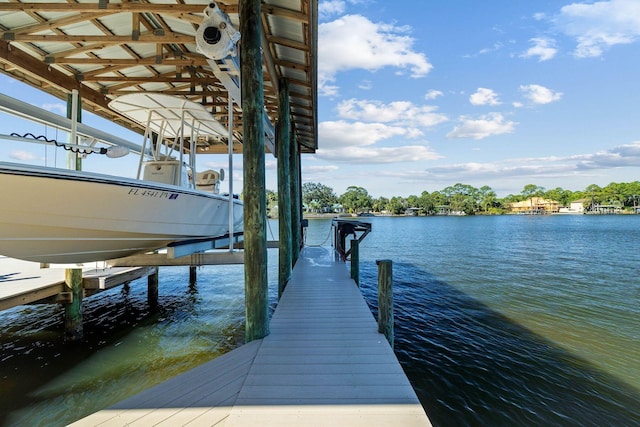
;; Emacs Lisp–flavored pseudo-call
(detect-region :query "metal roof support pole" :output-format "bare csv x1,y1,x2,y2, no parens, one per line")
277,78,292,300
290,130,301,266
241,0,269,342
66,89,81,171
228,96,235,253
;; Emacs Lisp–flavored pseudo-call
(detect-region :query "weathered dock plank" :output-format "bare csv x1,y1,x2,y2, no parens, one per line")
0,257,154,311
71,247,432,426
83,266,156,290
0,257,67,310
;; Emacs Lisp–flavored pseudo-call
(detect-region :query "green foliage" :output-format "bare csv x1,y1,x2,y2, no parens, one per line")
302,182,338,213
266,189,278,217
338,186,373,213
272,180,640,216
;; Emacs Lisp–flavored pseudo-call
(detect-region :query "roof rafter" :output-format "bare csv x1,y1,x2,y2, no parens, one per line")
0,0,317,153
5,33,196,43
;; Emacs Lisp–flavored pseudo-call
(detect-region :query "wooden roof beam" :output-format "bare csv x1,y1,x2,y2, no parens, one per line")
6,12,111,36
8,34,195,43
262,5,308,23
45,57,209,66
267,35,309,51
0,3,209,13
82,75,218,84
0,40,111,110
105,89,227,97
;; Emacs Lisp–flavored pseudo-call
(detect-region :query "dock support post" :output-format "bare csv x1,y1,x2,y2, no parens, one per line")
64,268,83,341
148,267,159,310
241,0,269,341
290,131,301,265
277,78,292,299
189,266,197,285
350,238,359,286
376,260,394,349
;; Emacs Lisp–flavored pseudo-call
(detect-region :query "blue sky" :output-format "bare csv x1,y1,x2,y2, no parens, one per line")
2,0,640,198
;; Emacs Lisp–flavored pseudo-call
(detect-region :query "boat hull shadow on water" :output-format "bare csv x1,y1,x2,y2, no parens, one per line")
0,162,243,264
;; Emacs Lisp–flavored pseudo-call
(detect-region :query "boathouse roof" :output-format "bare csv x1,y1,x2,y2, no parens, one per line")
0,0,318,154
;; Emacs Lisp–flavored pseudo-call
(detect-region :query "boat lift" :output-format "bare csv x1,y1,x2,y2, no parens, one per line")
332,218,372,261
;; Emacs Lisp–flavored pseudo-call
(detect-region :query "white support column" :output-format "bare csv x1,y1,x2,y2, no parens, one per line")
228,96,234,252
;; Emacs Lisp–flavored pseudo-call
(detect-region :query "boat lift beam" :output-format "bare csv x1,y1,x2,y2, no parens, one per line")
166,233,245,259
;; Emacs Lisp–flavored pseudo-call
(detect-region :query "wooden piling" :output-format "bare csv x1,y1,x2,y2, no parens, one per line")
64,268,83,341
376,259,394,349
277,78,292,299
240,0,269,342
189,266,197,284
350,238,359,286
147,266,158,310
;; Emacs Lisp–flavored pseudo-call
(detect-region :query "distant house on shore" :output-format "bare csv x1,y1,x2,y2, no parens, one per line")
558,199,587,214
405,207,420,216
509,197,560,214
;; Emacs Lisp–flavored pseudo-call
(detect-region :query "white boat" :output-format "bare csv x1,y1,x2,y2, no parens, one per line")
0,93,242,264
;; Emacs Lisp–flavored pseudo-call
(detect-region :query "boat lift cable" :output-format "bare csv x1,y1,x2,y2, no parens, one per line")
8,132,128,158
305,223,333,247
0,92,143,155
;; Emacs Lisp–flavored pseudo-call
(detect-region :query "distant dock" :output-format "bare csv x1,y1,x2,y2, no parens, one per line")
71,246,432,426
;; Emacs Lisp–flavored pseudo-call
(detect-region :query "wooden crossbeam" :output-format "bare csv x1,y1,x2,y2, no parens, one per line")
5,33,195,43
46,57,209,66
0,3,211,13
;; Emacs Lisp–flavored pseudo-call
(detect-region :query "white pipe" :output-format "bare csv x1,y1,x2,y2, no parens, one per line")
69,89,79,170
228,97,234,252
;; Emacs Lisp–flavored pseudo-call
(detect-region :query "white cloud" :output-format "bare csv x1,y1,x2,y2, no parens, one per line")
319,0,346,19
575,141,640,169
318,120,411,150
519,84,563,104
554,0,640,58
469,88,501,106
465,42,504,58
318,14,432,95
303,164,340,174
414,141,640,183
336,99,448,128
358,80,373,90
316,120,441,163
10,150,37,161
447,113,517,140
521,37,558,61
317,145,441,164
425,90,443,100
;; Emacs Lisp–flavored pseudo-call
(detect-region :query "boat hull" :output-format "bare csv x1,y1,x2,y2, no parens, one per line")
0,163,243,263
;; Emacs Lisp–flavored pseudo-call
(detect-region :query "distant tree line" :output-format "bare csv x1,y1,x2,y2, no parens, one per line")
285,181,640,216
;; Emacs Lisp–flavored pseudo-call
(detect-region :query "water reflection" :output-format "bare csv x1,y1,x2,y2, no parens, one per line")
0,263,252,426
359,263,640,427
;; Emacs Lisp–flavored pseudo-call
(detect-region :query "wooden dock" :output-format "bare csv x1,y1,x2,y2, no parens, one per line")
71,246,432,426
0,256,154,311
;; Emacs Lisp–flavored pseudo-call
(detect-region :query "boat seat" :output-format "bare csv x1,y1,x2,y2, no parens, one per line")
196,169,221,193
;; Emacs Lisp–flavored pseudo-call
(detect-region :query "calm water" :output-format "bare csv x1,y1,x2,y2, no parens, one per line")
1,215,639,426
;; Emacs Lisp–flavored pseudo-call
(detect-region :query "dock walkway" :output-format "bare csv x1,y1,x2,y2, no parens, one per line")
71,246,431,426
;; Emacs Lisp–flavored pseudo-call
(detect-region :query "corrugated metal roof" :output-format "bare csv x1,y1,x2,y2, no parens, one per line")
0,0,318,154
